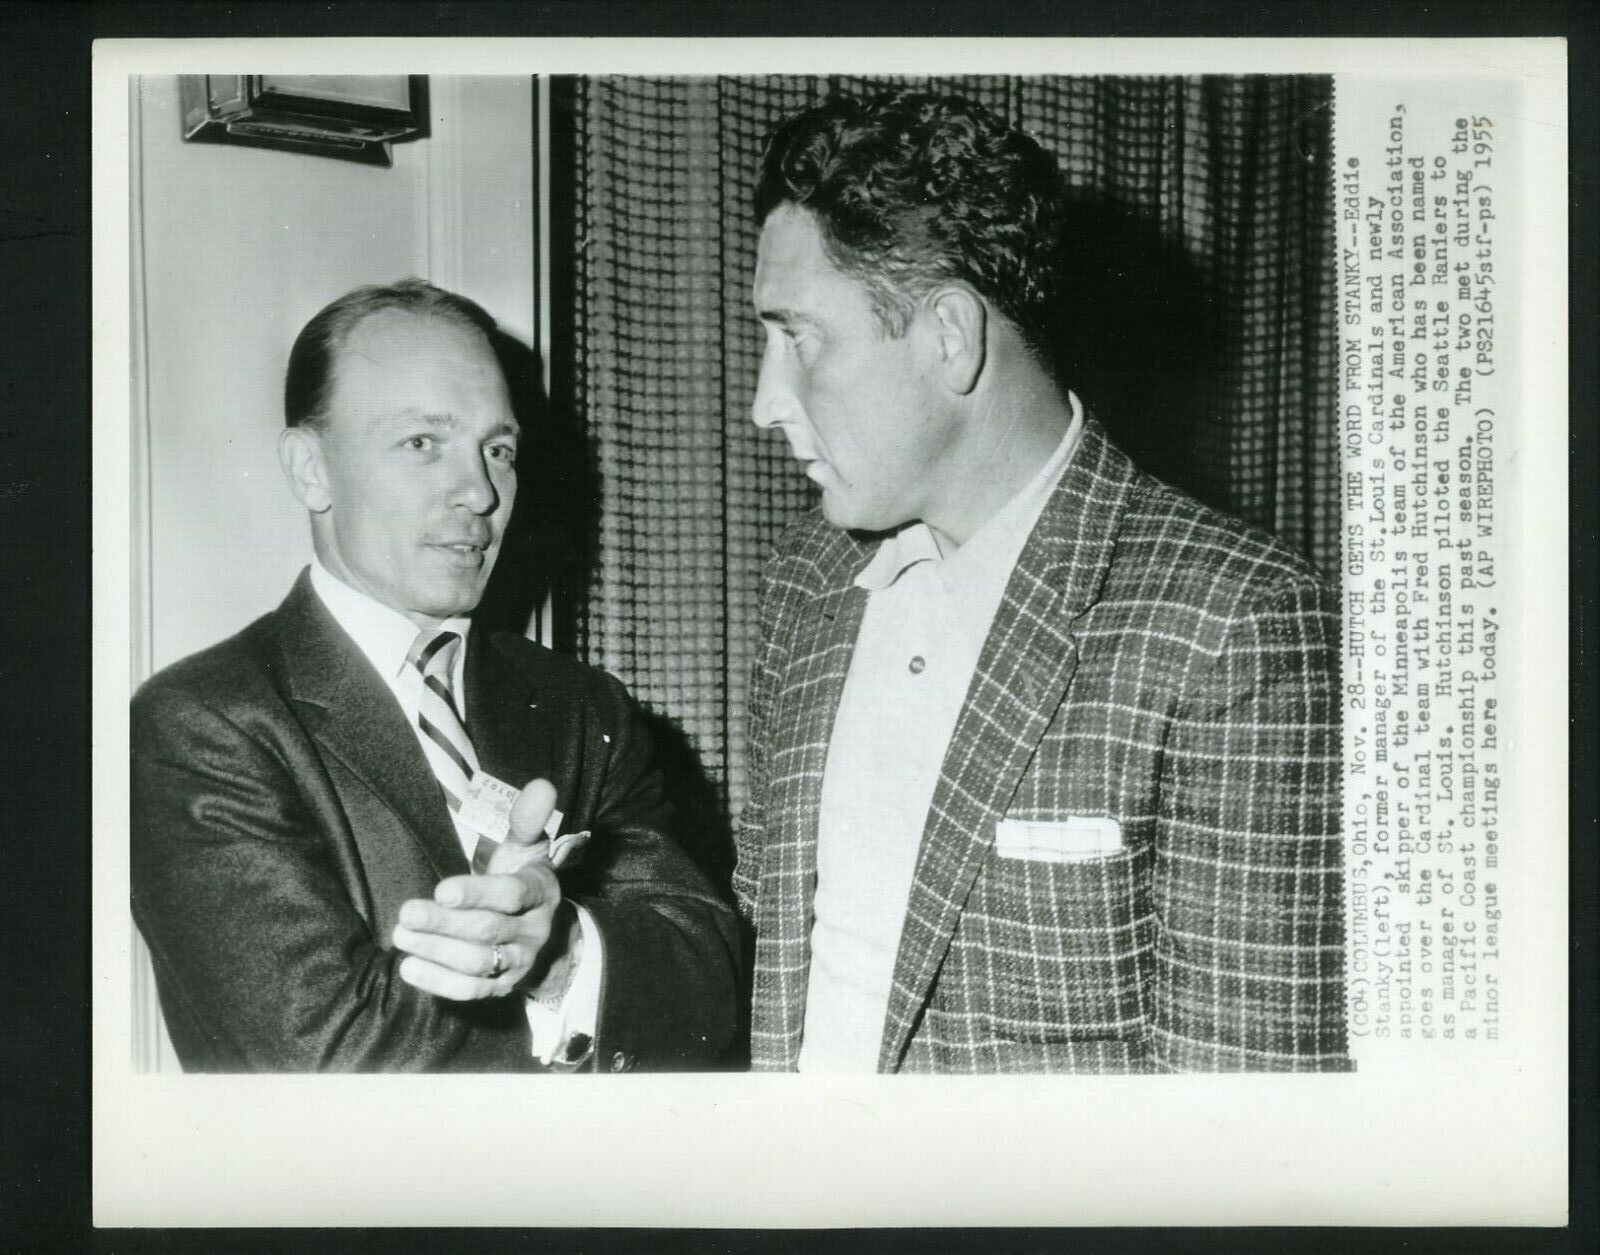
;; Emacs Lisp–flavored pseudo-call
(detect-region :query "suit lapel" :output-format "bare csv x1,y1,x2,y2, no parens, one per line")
751,530,872,1070
877,420,1140,1071
277,573,468,882
461,626,544,791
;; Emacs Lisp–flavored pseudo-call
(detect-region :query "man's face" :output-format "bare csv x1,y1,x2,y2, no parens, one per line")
308,309,519,626
751,203,952,533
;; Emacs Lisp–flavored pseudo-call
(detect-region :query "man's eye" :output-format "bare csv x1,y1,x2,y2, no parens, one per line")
402,434,436,452
487,443,518,464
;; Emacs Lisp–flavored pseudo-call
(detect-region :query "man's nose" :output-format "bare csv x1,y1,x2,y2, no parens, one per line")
452,451,500,515
751,354,796,430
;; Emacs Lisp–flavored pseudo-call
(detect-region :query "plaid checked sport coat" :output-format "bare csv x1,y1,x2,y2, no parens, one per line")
734,419,1350,1073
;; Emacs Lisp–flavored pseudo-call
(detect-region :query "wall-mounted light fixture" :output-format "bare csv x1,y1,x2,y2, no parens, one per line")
179,75,429,166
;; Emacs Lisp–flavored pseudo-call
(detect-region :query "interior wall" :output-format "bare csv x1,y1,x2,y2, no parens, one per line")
129,74,535,1069
134,75,535,671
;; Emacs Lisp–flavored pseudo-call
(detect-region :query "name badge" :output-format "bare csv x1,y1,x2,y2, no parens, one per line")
457,772,521,844
458,776,590,869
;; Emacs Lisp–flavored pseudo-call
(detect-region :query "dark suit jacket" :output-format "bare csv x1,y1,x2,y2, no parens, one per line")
735,420,1350,1073
132,572,740,1072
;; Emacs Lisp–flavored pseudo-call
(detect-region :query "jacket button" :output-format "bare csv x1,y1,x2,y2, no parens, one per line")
610,1051,632,1072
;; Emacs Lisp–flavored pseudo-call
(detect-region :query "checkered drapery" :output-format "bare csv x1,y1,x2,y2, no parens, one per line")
564,74,1338,834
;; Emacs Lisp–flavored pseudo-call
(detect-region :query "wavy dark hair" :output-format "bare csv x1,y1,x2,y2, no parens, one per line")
755,91,1070,380
284,277,500,429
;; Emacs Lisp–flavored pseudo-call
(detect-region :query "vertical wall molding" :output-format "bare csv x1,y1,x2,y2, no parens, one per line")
536,76,553,403
128,78,174,1074
423,77,466,291
535,76,554,647
130,86,152,690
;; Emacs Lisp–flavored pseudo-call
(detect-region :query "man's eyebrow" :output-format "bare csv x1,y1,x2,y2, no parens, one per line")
392,411,519,437
393,409,460,428
756,306,815,329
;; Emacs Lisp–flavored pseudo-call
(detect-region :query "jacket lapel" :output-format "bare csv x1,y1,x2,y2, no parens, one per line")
751,528,872,1070
461,626,546,793
877,420,1139,1071
277,572,468,883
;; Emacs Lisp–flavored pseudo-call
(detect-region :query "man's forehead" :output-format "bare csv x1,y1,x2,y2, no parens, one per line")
340,307,490,361
753,204,836,310
331,312,506,394
322,308,514,431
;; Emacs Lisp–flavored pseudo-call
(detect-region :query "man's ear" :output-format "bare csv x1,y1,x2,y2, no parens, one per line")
278,425,333,513
929,286,986,396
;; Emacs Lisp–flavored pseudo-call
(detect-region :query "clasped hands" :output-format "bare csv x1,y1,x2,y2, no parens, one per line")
392,778,581,1003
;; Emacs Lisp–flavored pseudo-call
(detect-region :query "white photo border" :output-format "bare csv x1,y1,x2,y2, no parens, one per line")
92,37,1568,1228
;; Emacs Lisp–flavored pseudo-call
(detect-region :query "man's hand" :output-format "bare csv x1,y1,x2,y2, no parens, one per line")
392,779,581,1001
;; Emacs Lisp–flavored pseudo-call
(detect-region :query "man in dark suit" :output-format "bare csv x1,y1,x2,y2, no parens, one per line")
737,92,1349,1072
132,278,739,1072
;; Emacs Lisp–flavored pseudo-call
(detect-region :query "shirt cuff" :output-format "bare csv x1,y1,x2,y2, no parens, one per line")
523,903,601,1065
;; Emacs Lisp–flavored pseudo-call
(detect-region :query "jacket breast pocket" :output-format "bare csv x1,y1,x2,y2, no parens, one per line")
954,846,1155,1045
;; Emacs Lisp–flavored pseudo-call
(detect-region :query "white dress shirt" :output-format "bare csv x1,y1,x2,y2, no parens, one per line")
798,395,1085,1072
309,559,600,1063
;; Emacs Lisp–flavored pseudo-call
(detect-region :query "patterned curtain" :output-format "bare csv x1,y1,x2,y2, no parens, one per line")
558,75,1338,879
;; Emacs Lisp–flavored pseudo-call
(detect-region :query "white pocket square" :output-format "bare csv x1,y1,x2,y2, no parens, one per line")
538,807,590,870
995,816,1123,863
548,829,590,870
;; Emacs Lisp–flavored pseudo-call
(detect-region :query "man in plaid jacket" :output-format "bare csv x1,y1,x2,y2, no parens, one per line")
735,92,1349,1073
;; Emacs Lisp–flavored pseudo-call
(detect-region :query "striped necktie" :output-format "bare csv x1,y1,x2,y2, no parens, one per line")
406,628,497,871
